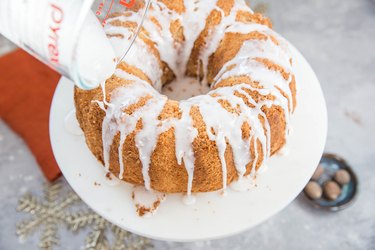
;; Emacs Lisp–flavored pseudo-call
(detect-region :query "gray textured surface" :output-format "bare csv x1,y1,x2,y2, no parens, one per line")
1,0,375,249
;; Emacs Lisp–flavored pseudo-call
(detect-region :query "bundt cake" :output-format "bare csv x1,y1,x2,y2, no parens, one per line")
74,0,297,196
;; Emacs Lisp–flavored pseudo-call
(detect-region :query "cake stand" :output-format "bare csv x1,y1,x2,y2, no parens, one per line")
50,44,327,242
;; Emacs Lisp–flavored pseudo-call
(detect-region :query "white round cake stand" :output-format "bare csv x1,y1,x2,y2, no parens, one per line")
50,44,327,242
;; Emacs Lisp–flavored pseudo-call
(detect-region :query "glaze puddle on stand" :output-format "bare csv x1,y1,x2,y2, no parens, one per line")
64,110,83,136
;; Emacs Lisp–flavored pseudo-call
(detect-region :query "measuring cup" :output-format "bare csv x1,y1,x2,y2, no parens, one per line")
0,0,151,89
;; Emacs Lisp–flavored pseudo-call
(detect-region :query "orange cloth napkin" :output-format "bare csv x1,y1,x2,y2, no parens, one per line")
0,49,62,181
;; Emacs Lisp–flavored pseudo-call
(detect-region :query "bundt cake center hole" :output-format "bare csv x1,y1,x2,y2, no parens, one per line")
161,76,211,101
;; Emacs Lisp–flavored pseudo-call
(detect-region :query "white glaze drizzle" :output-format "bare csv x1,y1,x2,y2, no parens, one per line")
173,101,198,196
96,0,295,197
141,1,181,77
178,0,220,79
97,69,169,187
104,15,163,91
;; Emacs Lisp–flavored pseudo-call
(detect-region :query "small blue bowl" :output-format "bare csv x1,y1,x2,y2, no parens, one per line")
304,153,358,211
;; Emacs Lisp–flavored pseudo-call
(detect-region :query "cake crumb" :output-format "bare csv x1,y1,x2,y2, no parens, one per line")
135,200,162,217
132,191,165,217
105,172,112,180
94,181,101,186
345,110,362,125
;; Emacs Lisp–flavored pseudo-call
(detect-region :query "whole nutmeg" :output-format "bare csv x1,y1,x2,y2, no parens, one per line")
334,169,351,185
323,181,341,200
311,165,324,180
304,181,322,200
